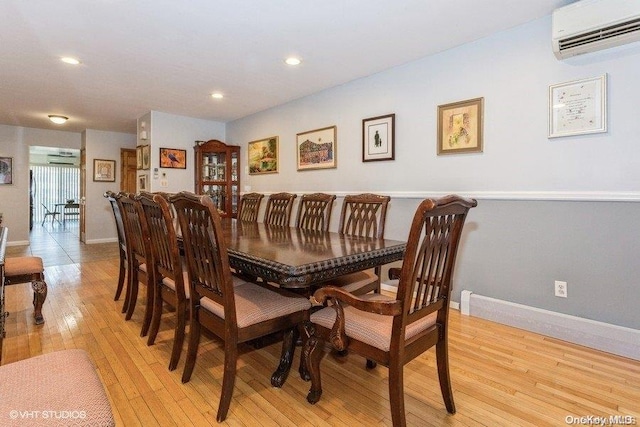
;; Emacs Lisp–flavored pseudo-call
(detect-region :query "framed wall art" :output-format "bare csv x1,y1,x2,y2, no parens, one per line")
363,113,395,162
138,173,149,191
548,74,607,138
160,148,187,169
248,136,278,174
0,157,13,184
141,145,150,170
93,159,116,182
296,126,337,171
136,146,143,169
437,97,484,155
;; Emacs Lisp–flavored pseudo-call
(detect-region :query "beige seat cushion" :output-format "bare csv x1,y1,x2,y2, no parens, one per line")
0,349,115,426
200,282,311,328
4,256,44,276
310,294,437,352
330,270,377,293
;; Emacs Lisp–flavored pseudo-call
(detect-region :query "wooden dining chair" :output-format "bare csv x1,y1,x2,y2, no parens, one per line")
104,191,128,303
171,191,311,422
328,193,390,295
302,195,477,427
295,193,336,232
263,192,297,226
237,192,264,222
136,192,189,371
116,193,153,337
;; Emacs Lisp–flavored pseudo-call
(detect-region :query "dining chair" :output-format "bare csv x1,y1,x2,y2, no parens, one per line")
328,193,391,295
263,192,297,226
294,193,336,232
302,195,477,427
136,192,189,371
104,191,127,303
40,203,61,225
116,193,153,337
171,191,311,422
237,192,264,222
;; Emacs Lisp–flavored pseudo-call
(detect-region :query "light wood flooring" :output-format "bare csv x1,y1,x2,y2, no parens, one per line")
2,222,639,426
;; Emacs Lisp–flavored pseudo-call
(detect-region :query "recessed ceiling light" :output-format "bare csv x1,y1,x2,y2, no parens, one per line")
48,115,69,124
211,93,224,99
285,57,301,66
61,57,81,65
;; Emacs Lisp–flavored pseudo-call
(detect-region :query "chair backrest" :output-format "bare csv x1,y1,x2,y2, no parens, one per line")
137,193,184,300
41,203,54,214
295,193,336,232
394,195,477,337
171,191,236,318
338,193,391,239
116,192,147,264
237,192,264,222
263,192,297,227
104,191,126,251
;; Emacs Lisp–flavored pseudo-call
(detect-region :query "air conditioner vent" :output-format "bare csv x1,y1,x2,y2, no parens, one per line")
558,17,640,51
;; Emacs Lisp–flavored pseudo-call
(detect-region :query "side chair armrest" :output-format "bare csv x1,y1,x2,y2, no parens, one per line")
312,286,402,316
388,267,401,280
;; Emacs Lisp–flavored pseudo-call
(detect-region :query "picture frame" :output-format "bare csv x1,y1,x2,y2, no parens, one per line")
362,113,395,162
138,173,149,191
0,157,13,185
159,147,187,169
93,159,116,182
548,74,607,138
136,146,143,170
141,145,150,170
248,136,279,175
296,126,337,171
437,97,484,155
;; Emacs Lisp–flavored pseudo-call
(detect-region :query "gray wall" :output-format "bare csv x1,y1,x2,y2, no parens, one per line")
226,16,640,329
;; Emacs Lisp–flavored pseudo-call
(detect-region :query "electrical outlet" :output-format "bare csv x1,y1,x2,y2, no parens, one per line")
554,280,568,298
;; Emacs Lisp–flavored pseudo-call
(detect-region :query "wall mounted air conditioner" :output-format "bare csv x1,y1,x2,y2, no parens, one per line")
47,154,77,165
552,0,640,59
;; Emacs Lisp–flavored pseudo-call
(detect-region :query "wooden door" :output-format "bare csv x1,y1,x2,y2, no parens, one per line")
121,149,137,193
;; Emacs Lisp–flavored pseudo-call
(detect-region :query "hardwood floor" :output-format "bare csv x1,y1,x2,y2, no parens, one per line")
3,222,639,426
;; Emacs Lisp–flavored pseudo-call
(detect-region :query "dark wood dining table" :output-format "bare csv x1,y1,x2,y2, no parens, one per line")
221,219,407,291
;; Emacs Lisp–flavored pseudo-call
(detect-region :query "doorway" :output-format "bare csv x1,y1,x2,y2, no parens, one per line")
121,148,137,193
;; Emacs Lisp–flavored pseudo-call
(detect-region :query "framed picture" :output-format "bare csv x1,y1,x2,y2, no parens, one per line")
437,97,484,155
548,74,607,138
141,145,150,170
138,173,149,191
362,114,395,162
296,126,337,171
0,157,13,185
159,148,187,169
136,146,143,170
248,136,278,174
93,159,116,182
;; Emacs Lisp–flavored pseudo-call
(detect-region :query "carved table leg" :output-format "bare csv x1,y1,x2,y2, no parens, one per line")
299,321,315,381
271,326,298,387
31,280,47,325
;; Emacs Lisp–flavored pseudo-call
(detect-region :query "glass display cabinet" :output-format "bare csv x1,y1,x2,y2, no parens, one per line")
194,139,240,218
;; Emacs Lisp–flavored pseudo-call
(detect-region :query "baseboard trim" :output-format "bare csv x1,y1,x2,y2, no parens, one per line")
460,290,640,361
7,240,30,247
85,237,118,244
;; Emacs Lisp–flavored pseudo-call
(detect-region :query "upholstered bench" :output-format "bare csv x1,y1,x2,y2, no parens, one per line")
4,256,47,325
0,349,115,426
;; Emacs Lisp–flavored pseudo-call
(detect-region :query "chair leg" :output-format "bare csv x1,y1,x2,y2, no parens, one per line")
114,252,126,301
146,285,163,346
140,271,153,337
305,324,325,404
168,300,187,371
216,343,238,422
181,314,201,383
436,339,456,414
124,267,138,319
31,276,47,325
388,358,407,427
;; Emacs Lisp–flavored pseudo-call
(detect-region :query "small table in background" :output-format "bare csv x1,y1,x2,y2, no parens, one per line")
56,203,80,224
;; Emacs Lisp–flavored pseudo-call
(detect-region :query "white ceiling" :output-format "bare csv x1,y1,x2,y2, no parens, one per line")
0,0,573,134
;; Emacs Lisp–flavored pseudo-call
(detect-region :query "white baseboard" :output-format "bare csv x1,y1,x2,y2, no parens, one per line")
460,290,640,361
85,237,118,244
7,240,30,246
